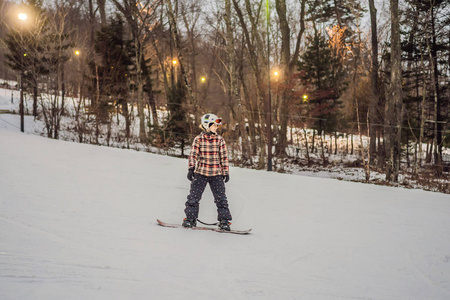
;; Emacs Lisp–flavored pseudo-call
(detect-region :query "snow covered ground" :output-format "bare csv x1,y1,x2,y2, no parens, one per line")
1,85,449,193
1,126,450,300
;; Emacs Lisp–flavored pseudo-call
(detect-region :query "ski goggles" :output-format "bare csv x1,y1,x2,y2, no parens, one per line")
214,118,222,125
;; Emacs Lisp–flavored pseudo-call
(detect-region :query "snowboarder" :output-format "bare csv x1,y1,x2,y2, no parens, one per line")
183,113,232,231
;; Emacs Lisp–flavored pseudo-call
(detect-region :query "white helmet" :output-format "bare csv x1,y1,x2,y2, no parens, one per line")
201,113,222,130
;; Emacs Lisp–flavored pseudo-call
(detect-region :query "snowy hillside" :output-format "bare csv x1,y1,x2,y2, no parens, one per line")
1,128,450,300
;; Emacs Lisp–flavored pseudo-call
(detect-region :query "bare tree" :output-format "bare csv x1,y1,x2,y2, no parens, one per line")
232,0,270,168
224,0,252,165
274,0,306,157
165,0,197,128
40,8,73,139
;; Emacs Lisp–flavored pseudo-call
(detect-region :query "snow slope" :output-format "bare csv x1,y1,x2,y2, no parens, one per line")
1,128,450,300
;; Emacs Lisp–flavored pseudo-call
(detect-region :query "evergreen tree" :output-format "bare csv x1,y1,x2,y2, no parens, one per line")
89,15,133,123
297,29,346,137
165,79,189,157
307,0,365,37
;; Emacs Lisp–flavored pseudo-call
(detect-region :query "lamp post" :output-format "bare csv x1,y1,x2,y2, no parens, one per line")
19,67,24,132
18,12,27,133
74,50,82,104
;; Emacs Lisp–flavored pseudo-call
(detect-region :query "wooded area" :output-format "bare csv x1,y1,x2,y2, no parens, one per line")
1,0,449,185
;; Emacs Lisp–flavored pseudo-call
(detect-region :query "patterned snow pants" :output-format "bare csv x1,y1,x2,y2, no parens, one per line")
185,174,232,221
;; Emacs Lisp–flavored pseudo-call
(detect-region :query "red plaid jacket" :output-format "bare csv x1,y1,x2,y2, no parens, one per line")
188,132,229,177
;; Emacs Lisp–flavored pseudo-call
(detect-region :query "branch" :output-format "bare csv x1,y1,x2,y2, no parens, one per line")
289,0,306,70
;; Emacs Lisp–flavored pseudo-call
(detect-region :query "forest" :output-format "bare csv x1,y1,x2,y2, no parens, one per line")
1,0,449,189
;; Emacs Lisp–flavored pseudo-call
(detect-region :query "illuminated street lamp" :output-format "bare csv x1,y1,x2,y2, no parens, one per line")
74,50,80,56
200,76,206,83
170,59,178,84
303,94,308,103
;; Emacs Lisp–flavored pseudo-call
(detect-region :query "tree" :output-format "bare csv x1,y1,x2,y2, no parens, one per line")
368,0,380,165
4,0,49,117
232,0,270,169
88,14,134,144
40,6,74,139
274,0,307,157
298,29,346,137
166,80,189,156
385,0,403,182
400,0,449,175
224,0,252,165
112,0,159,142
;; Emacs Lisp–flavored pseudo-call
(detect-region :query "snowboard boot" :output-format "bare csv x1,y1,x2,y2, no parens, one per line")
182,218,197,228
218,220,231,231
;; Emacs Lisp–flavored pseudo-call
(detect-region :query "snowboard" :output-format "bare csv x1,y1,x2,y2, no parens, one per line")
156,219,252,235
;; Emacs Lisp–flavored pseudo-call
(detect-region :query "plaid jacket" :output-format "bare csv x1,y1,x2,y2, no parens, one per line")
188,132,229,177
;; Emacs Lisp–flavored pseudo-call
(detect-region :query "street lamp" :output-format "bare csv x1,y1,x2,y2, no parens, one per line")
169,59,178,84
18,12,28,133
303,94,308,103
200,76,206,83
74,49,80,56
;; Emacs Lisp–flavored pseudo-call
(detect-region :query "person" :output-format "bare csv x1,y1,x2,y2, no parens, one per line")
183,113,232,231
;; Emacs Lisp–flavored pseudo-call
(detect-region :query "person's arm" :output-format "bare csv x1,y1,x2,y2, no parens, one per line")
188,136,199,170
219,137,229,176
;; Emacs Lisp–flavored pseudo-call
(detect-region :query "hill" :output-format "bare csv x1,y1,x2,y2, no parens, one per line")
0,128,450,300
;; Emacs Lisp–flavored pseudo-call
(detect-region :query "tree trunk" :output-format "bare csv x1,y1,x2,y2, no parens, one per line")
61,62,65,116
368,0,378,165
225,0,251,165
166,0,196,129
274,0,306,157
136,40,147,142
386,0,403,182
33,77,38,118
97,0,107,26
430,5,443,174
88,0,96,47
232,0,268,169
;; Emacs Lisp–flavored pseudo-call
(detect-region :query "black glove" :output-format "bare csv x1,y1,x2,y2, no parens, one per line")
223,174,230,183
187,168,195,181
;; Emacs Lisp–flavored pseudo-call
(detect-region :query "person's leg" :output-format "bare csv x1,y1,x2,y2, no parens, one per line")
208,176,232,221
184,174,208,221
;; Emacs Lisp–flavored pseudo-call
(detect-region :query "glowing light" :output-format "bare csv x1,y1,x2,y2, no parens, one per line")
201,77,206,83
74,50,80,56
18,13,27,21
303,94,308,102
172,60,177,65
274,71,279,76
